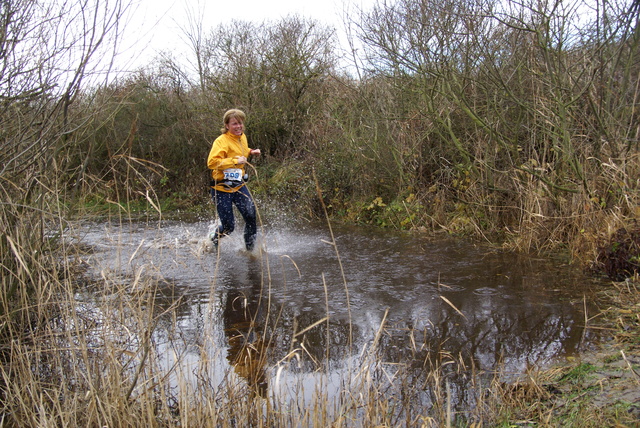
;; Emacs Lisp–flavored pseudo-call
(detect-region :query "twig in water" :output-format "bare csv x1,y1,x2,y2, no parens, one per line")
440,295,466,319
621,350,640,385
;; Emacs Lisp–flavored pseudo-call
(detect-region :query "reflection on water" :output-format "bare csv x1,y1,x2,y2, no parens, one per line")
75,217,606,409
222,258,268,397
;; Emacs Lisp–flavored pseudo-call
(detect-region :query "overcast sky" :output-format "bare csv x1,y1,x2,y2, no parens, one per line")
114,0,376,74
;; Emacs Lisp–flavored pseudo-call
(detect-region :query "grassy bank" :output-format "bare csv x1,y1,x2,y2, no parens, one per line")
484,280,640,427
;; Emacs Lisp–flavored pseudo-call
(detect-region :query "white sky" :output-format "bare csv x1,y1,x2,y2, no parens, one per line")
114,0,376,75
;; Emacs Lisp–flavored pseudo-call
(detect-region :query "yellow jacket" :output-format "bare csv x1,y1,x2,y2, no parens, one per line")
207,131,253,193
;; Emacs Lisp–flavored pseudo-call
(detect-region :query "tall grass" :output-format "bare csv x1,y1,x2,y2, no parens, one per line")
0,191,507,426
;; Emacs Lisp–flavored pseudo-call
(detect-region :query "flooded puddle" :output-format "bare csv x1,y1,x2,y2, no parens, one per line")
73,216,607,409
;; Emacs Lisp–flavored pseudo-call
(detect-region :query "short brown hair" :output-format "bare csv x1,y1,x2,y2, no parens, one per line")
221,109,246,134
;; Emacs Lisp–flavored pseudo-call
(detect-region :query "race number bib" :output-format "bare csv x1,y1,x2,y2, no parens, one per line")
223,168,243,181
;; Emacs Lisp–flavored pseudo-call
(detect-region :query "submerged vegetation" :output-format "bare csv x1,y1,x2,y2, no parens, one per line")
1,0,639,425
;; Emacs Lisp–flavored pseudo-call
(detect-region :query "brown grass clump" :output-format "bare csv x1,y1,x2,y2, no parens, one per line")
592,226,640,281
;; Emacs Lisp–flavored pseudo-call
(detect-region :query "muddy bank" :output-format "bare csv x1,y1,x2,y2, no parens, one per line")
500,280,640,426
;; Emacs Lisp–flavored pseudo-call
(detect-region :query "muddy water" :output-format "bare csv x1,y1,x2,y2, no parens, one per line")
77,217,606,406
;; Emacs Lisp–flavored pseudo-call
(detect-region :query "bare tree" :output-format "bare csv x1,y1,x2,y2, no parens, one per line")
0,0,130,311
179,0,208,92
0,0,128,186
